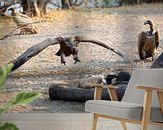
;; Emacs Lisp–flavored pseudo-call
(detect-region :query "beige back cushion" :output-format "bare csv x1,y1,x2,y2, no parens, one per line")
122,69,163,107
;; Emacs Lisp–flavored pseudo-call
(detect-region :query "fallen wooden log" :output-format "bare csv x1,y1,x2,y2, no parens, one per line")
48,83,127,101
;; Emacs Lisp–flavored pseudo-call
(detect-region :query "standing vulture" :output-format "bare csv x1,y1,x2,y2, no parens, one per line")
9,8,38,34
138,20,160,61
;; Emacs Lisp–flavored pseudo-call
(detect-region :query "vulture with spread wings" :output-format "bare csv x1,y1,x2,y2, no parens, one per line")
10,36,135,72
138,20,160,61
55,36,133,65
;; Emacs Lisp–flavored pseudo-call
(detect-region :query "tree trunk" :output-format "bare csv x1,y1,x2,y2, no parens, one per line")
61,0,69,9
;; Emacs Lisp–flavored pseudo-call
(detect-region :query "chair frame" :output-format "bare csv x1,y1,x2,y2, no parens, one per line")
88,83,163,130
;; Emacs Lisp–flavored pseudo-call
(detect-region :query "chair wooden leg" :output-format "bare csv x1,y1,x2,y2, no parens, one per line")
157,91,163,114
108,88,118,101
92,113,98,130
94,86,102,100
141,90,152,130
121,121,127,130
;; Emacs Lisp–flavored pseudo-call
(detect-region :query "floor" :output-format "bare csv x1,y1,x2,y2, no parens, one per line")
0,113,124,130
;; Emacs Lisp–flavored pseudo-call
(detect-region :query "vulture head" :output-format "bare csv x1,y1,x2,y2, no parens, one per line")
144,20,154,35
8,8,15,12
144,20,153,25
138,20,160,61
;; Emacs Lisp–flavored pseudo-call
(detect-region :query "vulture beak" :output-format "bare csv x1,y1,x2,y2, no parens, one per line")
144,20,152,25
144,21,148,25
8,8,14,12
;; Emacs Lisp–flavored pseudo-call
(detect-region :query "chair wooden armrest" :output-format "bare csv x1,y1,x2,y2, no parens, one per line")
137,85,163,128
88,83,117,89
137,86,163,92
87,83,118,101
137,85,163,115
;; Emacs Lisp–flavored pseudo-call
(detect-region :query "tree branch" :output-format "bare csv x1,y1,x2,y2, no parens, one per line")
0,21,40,40
11,38,59,71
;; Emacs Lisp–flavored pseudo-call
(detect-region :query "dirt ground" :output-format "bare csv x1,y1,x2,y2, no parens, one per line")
0,4,163,113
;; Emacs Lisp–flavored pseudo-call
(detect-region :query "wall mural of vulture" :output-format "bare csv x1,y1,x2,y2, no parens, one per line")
138,20,160,61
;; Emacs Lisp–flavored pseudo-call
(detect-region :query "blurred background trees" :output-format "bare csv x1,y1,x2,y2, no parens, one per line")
0,0,162,17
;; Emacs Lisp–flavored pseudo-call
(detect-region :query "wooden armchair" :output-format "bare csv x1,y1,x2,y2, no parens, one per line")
85,69,163,130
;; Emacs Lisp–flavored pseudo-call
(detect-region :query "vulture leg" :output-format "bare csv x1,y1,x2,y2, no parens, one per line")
73,54,81,64
142,51,146,61
72,48,80,64
61,52,66,65
152,54,155,61
142,51,146,60
20,28,26,35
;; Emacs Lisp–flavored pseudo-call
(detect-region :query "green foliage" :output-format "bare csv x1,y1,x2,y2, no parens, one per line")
0,92,40,114
0,64,40,130
9,92,40,106
0,105,10,114
0,123,19,130
0,63,13,88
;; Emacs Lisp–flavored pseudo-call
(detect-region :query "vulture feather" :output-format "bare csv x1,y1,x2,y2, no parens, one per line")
9,8,38,34
55,36,135,66
138,20,160,61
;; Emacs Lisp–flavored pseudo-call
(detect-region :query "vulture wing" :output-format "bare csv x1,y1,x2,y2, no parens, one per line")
75,36,136,67
138,32,146,60
155,31,159,49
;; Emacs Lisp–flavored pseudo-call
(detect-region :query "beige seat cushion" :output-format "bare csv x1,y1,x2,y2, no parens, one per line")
85,100,163,123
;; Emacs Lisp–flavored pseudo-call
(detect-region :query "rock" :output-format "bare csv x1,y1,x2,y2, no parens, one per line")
115,83,127,101
105,73,117,85
150,53,163,68
77,76,102,89
114,71,131,84
103,71,131,100
105,71,131,85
